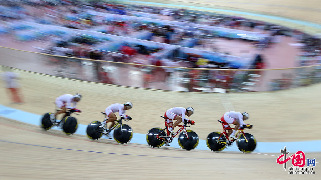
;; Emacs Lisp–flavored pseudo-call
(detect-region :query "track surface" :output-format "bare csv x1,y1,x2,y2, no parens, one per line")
1,118,320,179
0,69,320,179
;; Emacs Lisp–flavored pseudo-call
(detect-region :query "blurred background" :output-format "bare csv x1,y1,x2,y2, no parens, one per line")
0,0,320,93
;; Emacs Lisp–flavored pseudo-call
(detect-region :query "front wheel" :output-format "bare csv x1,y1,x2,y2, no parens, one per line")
113,124,133,144
178,130,199,151
62,116,78,135
41,113,53,130
146,127,166,148
236,133,257,153
86,121,103,140
206,132,227,152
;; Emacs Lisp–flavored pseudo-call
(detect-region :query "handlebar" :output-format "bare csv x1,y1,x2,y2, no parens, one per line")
161,116,194,126
102,112,131,122
218,120,253,129
244,124,253,129
184,122,191,127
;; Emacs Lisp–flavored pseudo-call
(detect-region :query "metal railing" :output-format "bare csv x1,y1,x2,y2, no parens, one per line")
1,46,320,92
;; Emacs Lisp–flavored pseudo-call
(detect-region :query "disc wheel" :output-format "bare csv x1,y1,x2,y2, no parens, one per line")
206,132,227,152
113,124,133,144
41,113,53,130
178,130,199,151
86,121,103,140
236,133,257,153
146,127,166,148
62,116,78,135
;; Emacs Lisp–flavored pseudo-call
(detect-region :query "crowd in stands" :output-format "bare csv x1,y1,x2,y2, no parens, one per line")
0,0,320,92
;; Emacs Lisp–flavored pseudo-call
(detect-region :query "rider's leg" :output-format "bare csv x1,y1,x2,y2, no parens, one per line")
230,123,240,139
173,116,182,129
227,129,233,137
164,112,177,136
224,124,233,142
106,113,117,130
165,120,174,144
166,120,174,136
53,107,67,122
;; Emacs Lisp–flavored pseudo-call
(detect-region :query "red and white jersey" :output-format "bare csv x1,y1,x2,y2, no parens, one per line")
165,107,188,121
55,94,77,109
2,71,19,88
105,103,126,117
223,111,246,126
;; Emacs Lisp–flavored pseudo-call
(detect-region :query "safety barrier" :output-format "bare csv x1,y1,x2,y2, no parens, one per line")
0,46,320,92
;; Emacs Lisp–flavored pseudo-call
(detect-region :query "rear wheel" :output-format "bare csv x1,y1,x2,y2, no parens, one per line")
236,133,257,153
146,128,166,148
178,130,199,151
86,121,103,140
62,116,78,135
206,132,227,152
113,124,133,144
41,113,53,130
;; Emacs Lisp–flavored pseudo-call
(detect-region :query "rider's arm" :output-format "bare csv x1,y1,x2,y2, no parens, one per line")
65,96,74,109
72,101,77,109
181,109,189,122
119,106,126,118
238,113,246,127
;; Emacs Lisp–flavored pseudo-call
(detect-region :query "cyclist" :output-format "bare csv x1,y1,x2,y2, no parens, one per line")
100,102,133,138
220,111,250,140
164,107,195,137
50,93,82,124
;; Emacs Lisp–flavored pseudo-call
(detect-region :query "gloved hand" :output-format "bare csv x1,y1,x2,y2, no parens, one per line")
183,119,189,124
247,124,253,129
184,119,195,125
126,115,132,120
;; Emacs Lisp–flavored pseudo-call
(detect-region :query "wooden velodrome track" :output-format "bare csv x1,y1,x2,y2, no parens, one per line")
0,1,321,179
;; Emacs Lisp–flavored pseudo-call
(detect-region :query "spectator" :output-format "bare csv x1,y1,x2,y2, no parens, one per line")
99,68,114,84
252,54,266,70
2,67,23,104
121,44,137,56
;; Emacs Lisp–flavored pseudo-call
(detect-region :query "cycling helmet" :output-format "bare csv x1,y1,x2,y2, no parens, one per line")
124,102,133,109
73,93,82,101
242,112,249,119
186,107,194,115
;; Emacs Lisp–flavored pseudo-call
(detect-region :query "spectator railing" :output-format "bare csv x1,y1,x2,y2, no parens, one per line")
0,46,320,92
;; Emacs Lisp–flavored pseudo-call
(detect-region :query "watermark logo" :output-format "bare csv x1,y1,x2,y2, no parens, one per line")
276,146,317,174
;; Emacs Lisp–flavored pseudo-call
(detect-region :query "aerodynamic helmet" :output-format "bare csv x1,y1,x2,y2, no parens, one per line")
73,93,82,101
242,112,249,120
124,102,133,109
186,107,194,115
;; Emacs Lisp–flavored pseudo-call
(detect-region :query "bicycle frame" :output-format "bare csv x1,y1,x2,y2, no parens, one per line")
218,120,249,143
101,112,125,132
109,118,123,131
157,116,190,141
55,108,78,121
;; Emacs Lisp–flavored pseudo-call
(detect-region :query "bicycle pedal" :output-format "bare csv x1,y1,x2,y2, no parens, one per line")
54,120,61,126
166,137,173,143
226,140,233,146
105,133,112,139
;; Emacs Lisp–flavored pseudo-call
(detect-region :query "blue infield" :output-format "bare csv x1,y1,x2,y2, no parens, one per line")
0,104,320,153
